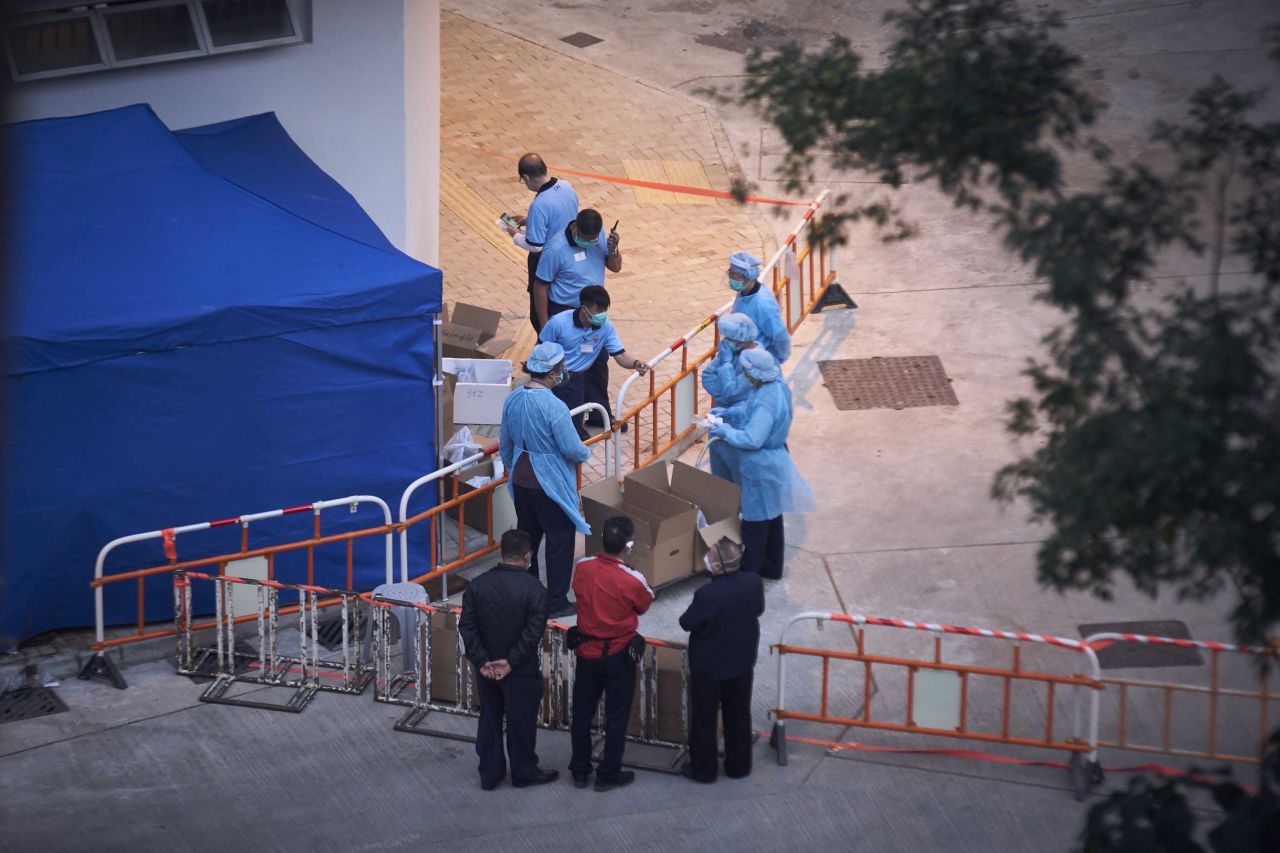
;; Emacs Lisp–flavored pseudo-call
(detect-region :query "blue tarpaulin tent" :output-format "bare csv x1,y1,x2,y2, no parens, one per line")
1,104,442,647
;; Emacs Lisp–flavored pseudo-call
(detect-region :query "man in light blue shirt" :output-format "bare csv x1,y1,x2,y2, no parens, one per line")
539,285,648,438
533,208,621,328
501,154,579,333
726,251,791,364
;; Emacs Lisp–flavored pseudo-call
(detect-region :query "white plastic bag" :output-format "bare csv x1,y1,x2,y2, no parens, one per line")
442,427,483,464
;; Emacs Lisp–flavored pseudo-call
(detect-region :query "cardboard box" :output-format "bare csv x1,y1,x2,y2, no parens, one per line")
445,458,517,535
429,608,479,709
442,357,512,425
441,302,513,360
628,644,687,743
627,461,741,564
579,477,700,588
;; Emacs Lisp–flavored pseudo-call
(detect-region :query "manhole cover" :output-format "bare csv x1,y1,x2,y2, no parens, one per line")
561,31,603,48
1079,620,1205,669
0,684,69,725
818,356,958,410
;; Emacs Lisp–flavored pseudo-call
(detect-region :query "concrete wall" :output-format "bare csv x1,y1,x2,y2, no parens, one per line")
3,0,440,255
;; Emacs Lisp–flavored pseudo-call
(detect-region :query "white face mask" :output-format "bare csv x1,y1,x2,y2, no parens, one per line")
703,552,715,573
625,540,634,551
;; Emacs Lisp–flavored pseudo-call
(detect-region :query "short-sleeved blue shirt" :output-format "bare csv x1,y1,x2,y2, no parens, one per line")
535,223,610,306
525,178,579,247
539,309,625,373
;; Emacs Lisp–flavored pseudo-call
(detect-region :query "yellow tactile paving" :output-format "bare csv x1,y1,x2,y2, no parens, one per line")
439,166,527,267
622,159,677,205
659,160,717,206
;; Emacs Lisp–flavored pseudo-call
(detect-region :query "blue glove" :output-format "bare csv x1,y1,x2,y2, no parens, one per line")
707,422,727,438
709,407,727,418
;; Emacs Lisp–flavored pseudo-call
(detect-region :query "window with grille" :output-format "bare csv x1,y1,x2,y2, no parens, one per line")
4,0,306,82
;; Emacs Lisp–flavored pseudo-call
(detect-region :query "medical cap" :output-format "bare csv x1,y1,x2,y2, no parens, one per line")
739,347,780,382
527,341,565,373
717,312,758,343
728,251,762,280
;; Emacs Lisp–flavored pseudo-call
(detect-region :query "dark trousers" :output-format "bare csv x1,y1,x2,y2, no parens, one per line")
475,668,543,787
585,348,612,422
552,370,588,437
569,650,636,780
527,253,541,333
740,516,785,580
513,484,576,610
687,670,754,781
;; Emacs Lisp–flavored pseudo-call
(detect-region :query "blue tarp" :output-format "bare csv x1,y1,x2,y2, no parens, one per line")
1,104,442,647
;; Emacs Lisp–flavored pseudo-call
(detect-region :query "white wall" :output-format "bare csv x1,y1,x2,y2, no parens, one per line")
4,0,438,254
404,0,441,265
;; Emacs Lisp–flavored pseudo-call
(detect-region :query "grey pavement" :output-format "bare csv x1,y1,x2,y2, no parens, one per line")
5,1,1279,850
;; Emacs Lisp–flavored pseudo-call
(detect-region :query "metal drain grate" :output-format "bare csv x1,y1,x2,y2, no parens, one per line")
1079,620,1205,669
818,356,958,411
0,684,69,725
561,31,603,48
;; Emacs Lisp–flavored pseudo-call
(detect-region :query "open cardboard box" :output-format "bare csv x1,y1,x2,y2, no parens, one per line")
428,607,479,709
442,357,512,425
441,302,513,360
445,458,516,536
626,461,742,565
580,477,699,589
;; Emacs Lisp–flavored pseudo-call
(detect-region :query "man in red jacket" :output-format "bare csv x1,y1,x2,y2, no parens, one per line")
567,515,654,791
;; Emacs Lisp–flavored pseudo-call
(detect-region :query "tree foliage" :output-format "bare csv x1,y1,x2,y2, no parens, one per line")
738,0,1280,648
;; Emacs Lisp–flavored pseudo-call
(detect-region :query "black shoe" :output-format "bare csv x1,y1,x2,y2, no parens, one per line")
548,603,576,619
680,763,715,784
572,772,590,789
512,768,559,788
594,770,636,792
480,777,503,791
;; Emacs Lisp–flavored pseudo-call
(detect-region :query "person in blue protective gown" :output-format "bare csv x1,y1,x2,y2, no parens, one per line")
500,342,592,617
707,348,812,580
701,312,758,481
726,251,791,365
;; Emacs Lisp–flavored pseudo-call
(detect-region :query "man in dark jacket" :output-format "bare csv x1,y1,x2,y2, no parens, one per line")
458,529,558,790
678,536,764,782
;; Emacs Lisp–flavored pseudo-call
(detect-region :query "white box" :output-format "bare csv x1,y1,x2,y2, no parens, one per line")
442,357,513,425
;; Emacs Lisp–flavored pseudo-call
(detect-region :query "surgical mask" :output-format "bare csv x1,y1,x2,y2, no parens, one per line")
625,540,634,552
702,553,714,573
589,311,608,327
553,369,568,387
574,234,597,249
728,275,749,292
726,340,745,354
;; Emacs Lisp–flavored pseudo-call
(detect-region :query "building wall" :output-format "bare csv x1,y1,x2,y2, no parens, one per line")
404,0,441,265
4,0,436,253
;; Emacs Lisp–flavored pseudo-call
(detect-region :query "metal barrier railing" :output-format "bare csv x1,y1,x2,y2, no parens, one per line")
174,570,370,712
770,611,1103,797
1086,631,1280,767
368,591,690,773
80,496,394,688
610,189,838,477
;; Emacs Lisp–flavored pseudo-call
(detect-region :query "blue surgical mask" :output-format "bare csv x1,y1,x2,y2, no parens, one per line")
728,276,749,292
574,236,597,249
554,369,568,387
589,311,608,327
726,340,744,354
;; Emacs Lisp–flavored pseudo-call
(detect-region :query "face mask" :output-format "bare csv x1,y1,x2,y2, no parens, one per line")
553,369,568,387
589,311,608,327
574,235,597,249
702,553,714,573
625,540,634,552
726,340,744,354
728,276,749,292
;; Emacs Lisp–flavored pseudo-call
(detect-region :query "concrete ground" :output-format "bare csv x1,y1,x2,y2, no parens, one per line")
4,1,1279,850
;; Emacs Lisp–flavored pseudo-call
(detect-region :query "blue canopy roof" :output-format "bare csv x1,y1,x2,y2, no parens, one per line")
6,104,439,374
1,104,442,646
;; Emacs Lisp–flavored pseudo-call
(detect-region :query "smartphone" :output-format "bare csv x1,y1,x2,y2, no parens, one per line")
611,220,619,232
499,212,520,230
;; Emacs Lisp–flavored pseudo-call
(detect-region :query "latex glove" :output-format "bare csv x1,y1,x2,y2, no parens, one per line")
707,422,728,439
709,407,727,418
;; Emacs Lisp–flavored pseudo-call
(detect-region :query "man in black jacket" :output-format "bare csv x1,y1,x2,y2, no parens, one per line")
458,529,558,790
678,536,764,783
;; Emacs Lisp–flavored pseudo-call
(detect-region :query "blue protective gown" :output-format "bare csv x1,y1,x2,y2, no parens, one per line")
499,385,592,533
701,340,752,481
733,285,791,364
711,380,812,521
